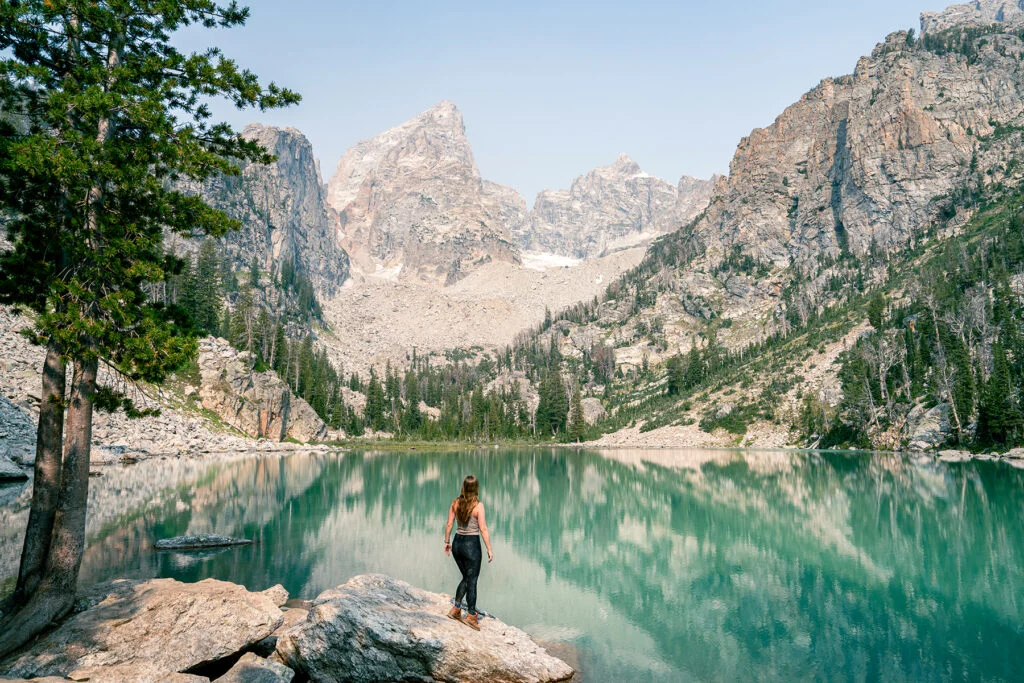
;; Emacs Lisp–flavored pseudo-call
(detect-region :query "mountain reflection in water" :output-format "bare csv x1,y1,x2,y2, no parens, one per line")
2,448,1022,682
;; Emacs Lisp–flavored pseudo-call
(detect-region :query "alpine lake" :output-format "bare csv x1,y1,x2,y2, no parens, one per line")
2,447,1023,682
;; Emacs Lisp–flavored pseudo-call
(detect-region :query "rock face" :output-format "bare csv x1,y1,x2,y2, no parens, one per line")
526,154,711,258
327,101,521,284
921,0,1024,34
198,337,330,443
906,403,953,451
581,397,607,426
276,574,574,683
181,124,349,295
0,578,284,679
691,18,1024,276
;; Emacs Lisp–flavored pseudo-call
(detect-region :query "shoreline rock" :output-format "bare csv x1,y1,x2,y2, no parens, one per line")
277,573,574,683
0,578,284,679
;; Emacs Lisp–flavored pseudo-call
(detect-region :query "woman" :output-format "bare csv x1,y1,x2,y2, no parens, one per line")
444,475,493,630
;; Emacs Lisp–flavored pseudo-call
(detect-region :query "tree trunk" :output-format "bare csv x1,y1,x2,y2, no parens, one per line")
9,343,67,607
0,356,97,658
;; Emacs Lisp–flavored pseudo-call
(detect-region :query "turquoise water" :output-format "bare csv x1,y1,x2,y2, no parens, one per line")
3,448,1024,681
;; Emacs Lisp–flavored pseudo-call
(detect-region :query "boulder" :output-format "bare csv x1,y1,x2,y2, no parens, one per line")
214,653,293,683
0,456,27,482
1,578,284,679
154,534,254,551
938,449,972,463
906,403,951,451
276,574,574,683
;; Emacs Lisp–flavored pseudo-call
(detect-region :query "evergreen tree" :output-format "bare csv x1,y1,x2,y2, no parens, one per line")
402,370,422,433
364,372,387,432
568,386,586,442
977,342,1021,447
666,354,685,396
0,0,297,653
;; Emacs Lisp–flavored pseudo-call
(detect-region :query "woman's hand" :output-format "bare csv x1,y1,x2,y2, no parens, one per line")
444,541,451,556
487,548,494,563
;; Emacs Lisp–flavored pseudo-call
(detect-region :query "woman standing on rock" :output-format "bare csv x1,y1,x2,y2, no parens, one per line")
444,475,493,630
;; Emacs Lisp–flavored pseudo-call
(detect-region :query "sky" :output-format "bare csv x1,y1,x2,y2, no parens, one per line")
177,0,949,201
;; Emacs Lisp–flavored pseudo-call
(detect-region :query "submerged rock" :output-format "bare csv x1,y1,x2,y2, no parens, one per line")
1,578,284,679
276,574,574,683
214,653,293,683
154,534,254,551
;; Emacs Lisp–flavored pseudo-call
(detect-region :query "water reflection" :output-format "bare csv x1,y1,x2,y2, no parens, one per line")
1,448,1022,682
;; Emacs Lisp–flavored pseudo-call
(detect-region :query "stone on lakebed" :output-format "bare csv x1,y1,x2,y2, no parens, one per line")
276,573,574,683
0,578,284,679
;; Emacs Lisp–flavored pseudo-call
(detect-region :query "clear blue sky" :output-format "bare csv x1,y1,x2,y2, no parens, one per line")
179,0,948,201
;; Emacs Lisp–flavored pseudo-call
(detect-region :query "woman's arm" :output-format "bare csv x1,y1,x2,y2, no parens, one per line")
444,501,455,555
477,504,493,562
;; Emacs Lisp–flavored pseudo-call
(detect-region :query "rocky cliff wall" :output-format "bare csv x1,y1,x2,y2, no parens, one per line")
198,337,332,443
180,124,349,295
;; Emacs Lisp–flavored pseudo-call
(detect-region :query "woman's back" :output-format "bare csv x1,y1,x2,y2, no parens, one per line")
455,502,480,536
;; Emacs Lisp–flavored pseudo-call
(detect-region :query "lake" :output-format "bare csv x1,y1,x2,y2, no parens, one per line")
2,448,1023,681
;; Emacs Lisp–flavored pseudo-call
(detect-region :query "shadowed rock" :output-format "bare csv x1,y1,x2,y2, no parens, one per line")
276,574,574,683
0,456,26,482
214,653,293,683
0,578,283,679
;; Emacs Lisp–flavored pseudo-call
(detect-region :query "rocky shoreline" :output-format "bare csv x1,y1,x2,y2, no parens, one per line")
0,574,575,683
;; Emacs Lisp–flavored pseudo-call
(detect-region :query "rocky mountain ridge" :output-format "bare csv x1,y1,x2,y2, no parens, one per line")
525,153,715,259
326,101,716,277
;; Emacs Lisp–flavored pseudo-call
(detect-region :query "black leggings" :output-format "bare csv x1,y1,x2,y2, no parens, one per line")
452,533,482,614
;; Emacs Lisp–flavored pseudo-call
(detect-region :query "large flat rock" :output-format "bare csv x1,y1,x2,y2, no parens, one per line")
1,578,284,679
276,574,574,683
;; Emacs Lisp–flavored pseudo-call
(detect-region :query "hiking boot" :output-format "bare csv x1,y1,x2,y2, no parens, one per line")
447,605,463,622
463,612,480,631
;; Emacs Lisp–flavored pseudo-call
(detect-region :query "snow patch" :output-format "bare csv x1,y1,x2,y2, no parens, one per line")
522,252,581,271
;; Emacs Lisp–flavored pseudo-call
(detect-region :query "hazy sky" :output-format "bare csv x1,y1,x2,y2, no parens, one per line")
178,0,948,201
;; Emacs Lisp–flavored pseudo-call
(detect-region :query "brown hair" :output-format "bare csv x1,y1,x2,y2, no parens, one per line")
454,475,479,525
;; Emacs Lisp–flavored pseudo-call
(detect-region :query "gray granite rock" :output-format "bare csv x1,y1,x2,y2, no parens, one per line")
1,578,283,679
276,574,574,683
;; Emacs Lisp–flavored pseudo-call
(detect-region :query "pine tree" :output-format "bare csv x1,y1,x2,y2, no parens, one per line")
364,372,387,432
976,342,1021,447
0,0,297,653
568,386,586,442
402,370,422,433
666,354,685,396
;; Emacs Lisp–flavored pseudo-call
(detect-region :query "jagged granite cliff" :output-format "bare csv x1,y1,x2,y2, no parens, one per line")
327,101,520,284
651,10,1024,331
525,154,715,258
181,124,349,295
